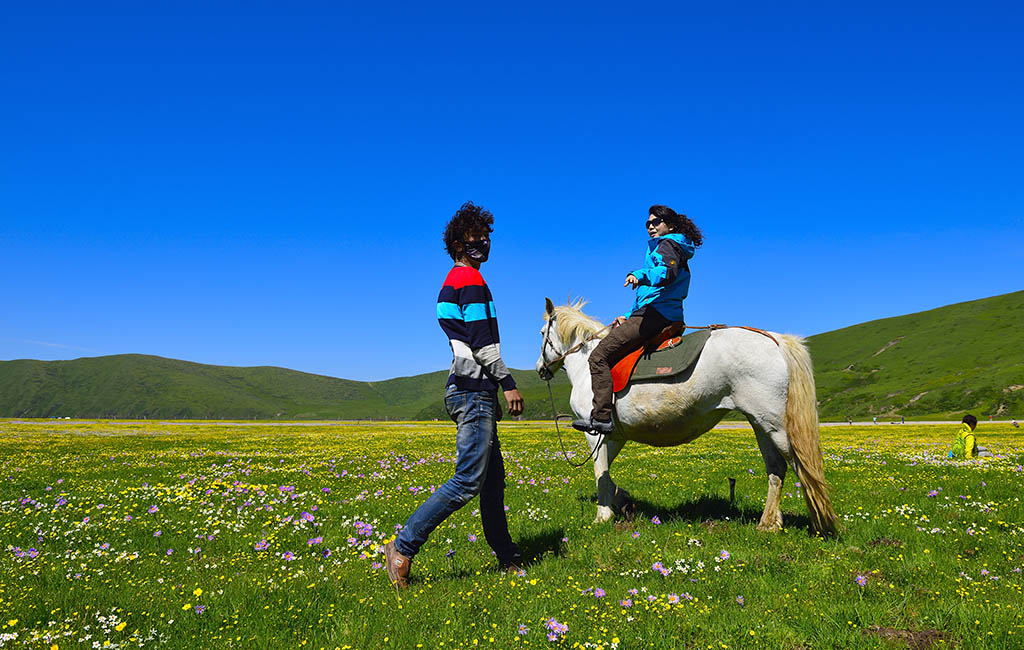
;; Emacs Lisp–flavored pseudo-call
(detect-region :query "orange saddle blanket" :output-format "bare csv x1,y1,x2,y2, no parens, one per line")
610,323,684,393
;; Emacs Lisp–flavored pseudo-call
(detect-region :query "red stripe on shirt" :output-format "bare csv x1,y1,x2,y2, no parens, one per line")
444,265,486,289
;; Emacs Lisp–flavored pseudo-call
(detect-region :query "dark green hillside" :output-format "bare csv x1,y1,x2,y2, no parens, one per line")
0,354,570,420
2,291,1020,421
807,290,1024,420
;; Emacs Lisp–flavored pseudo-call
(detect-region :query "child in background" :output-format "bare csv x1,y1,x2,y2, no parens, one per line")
950,414,993,458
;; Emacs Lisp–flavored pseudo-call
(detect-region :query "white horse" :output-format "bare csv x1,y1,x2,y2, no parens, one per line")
536,298,837,537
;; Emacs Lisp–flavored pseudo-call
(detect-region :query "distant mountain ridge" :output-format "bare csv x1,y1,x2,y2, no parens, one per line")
1,291,1022,420
0,353,571,420
807,290,1023,419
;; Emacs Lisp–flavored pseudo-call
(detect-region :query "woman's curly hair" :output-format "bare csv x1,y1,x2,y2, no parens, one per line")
443,201,495,260
650,205,703,247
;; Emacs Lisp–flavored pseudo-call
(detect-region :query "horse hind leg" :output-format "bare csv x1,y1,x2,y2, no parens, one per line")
749,418,789,532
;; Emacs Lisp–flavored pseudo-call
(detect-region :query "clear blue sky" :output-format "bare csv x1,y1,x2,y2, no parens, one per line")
3,2,1022,381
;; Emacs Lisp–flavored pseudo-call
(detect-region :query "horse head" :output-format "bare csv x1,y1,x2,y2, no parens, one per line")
536,298,605,380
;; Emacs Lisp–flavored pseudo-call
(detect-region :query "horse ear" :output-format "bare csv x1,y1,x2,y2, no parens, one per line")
545,297,555,317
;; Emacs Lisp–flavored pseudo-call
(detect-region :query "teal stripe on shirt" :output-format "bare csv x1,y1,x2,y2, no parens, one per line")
462,301,496,322
437,302,463,321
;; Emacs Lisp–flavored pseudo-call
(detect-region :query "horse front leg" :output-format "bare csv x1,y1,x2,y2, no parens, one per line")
591,435,626,523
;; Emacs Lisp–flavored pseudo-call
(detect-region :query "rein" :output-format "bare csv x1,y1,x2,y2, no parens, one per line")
539,314,780,469
546,379,605,468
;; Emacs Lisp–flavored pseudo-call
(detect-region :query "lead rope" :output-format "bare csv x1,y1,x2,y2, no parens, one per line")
546,376,604,469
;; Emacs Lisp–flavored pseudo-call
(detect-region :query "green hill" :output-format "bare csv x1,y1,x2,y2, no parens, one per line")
807,290,1024,420
0,354,571,420
1,291,1021,421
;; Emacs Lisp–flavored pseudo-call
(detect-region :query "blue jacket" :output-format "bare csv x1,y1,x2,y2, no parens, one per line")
624,233,695,322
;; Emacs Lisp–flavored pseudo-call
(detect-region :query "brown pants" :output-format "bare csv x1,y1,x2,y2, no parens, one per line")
589,309,671,422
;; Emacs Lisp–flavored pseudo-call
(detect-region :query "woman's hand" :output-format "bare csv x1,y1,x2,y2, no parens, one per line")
624,274,639,289
613,316,628,328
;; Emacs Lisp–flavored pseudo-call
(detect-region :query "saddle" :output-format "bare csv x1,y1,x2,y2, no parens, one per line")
610,324,713,392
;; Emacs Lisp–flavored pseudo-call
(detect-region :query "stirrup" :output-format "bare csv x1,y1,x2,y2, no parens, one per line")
572,417,614,434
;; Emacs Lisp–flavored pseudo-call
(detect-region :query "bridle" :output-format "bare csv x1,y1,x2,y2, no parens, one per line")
538,314,613,380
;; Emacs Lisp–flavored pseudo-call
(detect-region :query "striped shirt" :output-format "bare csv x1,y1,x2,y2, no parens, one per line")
437,265,517,392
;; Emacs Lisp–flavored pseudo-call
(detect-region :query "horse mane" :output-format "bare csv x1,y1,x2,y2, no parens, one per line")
545,299,607,345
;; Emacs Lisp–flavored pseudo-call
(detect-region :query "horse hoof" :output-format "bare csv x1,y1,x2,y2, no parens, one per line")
593,506,614,524
756,521,782,533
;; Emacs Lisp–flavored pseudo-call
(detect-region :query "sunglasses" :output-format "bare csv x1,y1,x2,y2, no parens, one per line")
645,216,663,229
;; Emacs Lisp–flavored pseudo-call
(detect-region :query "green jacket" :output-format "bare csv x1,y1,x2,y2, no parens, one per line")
951,423,977,459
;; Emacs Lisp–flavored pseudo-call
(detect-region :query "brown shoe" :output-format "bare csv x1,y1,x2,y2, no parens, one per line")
384,541,411,588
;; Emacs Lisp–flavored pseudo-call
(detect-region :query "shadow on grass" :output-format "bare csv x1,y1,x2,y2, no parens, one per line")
517,526,568,565
410,527,569,584
577,491,815,533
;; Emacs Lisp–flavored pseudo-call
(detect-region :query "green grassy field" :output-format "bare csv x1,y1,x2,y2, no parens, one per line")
2,420,1023,649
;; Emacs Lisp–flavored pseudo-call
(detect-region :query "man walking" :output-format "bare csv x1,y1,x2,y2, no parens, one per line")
384,202,525,588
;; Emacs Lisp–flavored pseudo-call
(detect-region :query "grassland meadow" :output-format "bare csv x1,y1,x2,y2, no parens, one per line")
1,419,1022,649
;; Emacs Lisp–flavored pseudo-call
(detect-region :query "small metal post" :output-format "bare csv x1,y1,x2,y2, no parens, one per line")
728,478,736,503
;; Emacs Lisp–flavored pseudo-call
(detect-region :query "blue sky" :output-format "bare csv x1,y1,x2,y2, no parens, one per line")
3,2,1022,381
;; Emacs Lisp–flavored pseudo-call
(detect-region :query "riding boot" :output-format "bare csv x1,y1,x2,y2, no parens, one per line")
572,416,615,434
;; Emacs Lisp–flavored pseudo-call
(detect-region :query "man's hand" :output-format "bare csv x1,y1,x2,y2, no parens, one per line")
504,389,524,417
624,274,639,289
613,316,628,327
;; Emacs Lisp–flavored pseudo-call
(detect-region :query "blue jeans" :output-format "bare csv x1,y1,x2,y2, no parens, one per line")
394,386,521,563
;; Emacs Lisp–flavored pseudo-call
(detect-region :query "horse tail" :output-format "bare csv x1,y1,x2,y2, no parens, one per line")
778,334,838,537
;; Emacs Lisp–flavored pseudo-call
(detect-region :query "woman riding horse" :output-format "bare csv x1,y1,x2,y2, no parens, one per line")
573,205,703,434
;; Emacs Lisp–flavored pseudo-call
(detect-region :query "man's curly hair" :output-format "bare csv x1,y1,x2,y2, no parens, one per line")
443,201,495,260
